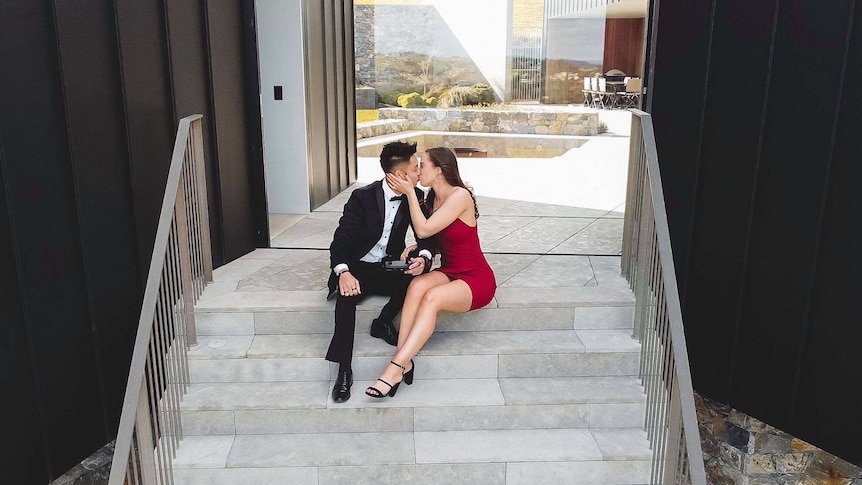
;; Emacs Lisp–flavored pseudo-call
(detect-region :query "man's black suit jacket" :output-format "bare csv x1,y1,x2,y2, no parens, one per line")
328,180,431,295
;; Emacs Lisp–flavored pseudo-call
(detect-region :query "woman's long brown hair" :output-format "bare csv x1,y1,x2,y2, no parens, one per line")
422,147,479,219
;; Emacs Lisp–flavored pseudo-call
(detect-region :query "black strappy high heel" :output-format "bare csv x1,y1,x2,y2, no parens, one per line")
403,359,415,385
365,361,407,398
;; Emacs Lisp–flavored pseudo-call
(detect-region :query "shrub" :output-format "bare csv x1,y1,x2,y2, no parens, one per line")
356,110,379,123
597,120,609,134
378,91,401,107
396,92,434,108
438,83,496,107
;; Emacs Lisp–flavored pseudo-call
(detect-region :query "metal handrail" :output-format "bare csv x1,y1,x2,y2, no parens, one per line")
109,115,212,485
622,110,707,484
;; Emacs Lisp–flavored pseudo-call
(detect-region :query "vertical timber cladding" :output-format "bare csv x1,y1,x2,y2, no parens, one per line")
303,0,358,210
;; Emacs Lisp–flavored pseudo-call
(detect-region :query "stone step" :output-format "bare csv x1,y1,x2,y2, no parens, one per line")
195,305,635,336
181,402,647,436
179,377,645,412
173,461,651,485
187,329,640,361
187,352,639,384
171,430,651,481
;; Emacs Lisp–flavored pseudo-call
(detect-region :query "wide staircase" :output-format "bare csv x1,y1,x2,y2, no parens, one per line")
168,193,652,485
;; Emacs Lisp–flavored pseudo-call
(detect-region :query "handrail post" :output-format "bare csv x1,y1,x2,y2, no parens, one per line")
134,379,158,484
175,173,197,346
191,119,213,282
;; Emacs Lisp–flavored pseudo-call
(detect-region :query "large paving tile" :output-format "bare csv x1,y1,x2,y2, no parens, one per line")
436,307,575,331
589,402,647,428
494,287,634,308
195,312,254,336
172,436,234,469
235,407,413,434
270,212,340,247
574,306,634,329
240,248,298,260
499,201,610,218
237,254,330,291
332,378,504,408
212,258,274,283
483,253,541,285
576,329,641,353
501,255,594,287
500,376,645,405
506,460,651,485
181,411,235,435
498,352,639,377
591,428,652,460
189,357,330,382
476,215,539,246
341,355,498,381
195,290,332,312
181,382,329,411
318,463,506,485
483,217,594,253
552,218,623,255
253,311,337,334
227,433,415,467
246,334,331,358
187,336,253,360
421,330,585,355
414,429,602,463
414,404,589,431
590,255,632,290
174,467,317,485
199,281,239,301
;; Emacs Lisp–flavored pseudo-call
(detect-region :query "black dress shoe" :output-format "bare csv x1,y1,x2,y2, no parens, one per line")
332,369,353,403
370,318,399,346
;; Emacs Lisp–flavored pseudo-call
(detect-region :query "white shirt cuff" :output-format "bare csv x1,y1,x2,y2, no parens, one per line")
418,249,432,260
333,263,349,276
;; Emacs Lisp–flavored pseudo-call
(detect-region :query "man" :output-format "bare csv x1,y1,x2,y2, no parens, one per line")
326,141,432,403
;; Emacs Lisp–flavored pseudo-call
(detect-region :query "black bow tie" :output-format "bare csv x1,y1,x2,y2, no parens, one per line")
390,194,406,202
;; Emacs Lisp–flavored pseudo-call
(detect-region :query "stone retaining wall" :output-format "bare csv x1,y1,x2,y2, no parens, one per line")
356,119,410,140
378,107,598,136
696,393,862,484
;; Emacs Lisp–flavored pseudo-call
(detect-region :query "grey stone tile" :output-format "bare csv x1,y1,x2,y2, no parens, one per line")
181,411,235,435
227,433,415,467
189,358,329,383
181,382,329,411
319,463,506,485
195,290,332,312
241,248,296,260
236,407,413,434
551,218,623,255
506,460,651,485
483,253,541,285
476,215,539,246
212,258,274,283
270,212,340,247
483,217,594,254
332,378,504,408
591,428,652,460
436,307,575,332
574,306,634,329
589,403,647,428
187,336,253,360
238,255,331,291
174,467,317,485
474,195,519,216
495,287,634,308
414,429,602,463
254,311,334,334
575,330,641,353
590,255,632,290
340,355,498,381
501,255,594,288
414,404,589,431
246,335,331,358
199,281,239,301
269,248,329,268
503,201,610,218
172,436,234,469
422,330,585,355
500,376,645,405
282,230,340,250
195,312,254,336
498,352,639,377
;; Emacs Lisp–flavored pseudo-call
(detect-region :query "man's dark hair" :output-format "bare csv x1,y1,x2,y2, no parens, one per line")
380,141,418,173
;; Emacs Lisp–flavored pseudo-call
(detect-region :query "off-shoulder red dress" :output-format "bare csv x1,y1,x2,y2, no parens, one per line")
435,218,496,310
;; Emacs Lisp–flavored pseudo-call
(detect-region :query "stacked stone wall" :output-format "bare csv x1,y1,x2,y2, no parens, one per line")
378,107,598,136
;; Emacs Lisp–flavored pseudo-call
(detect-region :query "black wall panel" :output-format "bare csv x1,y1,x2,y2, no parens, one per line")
730,0,854,428
650,0,862,465
681,0,777,402
791,2,862,464
1,0,266,481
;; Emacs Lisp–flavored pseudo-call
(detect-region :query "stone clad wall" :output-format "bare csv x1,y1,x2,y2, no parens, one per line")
354,5,375,86
356,119,409,140
696,393,862,484
378,108,599,136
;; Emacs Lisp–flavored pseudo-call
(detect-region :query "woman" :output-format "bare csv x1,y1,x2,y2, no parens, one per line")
365,147,496,398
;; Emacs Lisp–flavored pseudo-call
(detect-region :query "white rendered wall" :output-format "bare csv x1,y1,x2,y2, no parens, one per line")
431,0,510,101
256,0,310,214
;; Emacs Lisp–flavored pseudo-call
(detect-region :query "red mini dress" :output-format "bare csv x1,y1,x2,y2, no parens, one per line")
435,218,496,310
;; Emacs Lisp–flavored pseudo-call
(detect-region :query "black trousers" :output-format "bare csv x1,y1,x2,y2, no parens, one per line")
325,261,413,365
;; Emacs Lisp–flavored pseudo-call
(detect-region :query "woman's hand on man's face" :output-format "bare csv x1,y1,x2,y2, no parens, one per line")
386,172,415,194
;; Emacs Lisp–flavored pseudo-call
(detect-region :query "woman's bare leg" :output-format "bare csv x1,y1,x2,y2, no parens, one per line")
368,279,472,395
397,272,450,349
